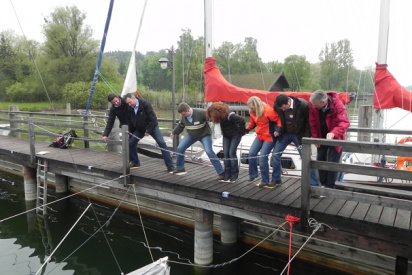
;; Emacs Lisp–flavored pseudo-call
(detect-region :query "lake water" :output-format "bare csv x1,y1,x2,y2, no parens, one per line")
0,171,353,275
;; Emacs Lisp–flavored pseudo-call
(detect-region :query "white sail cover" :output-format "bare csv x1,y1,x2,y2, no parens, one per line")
126,257,170,275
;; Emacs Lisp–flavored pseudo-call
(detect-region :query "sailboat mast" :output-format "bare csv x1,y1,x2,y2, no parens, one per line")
374,0,390,147
204,0,213,58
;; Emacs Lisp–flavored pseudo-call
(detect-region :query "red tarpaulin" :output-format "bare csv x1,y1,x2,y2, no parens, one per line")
374,63,412,111
204,57,350,106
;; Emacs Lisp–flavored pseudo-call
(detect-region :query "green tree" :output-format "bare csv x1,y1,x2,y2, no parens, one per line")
214,41,241,76
319,39,354,91
41,6,100,99
283,55,311,91
266,61,283,73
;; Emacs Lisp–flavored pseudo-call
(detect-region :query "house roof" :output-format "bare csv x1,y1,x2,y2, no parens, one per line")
222,72,290,91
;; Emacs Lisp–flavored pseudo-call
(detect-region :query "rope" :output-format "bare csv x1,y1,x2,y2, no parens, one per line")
35,204,92,275
279,218,333,275
167,221,289,269
98,71,118,93
284,215,300,275
132,184,154,262
47,186,134,275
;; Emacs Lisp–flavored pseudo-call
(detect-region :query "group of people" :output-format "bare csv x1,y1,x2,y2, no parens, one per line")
102,90,349,189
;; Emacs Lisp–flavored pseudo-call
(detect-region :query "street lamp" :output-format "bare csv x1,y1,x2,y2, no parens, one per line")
159,46,177,151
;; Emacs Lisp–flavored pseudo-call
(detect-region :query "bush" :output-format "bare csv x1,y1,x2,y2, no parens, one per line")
62,81,112,109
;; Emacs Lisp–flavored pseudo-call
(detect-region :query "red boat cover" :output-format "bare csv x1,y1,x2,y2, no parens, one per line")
204,57,350,106
374,63,412,111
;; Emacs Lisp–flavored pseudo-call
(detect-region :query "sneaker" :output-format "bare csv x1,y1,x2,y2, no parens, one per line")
167,166,175,172
219,178,230,182
217,172,225,181
256,182,267,188
170,168,186,175
248,176,259,182
229,178,237,183
130,162,140,169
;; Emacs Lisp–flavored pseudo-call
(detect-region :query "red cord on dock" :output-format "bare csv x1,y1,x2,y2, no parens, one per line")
285,215,300,275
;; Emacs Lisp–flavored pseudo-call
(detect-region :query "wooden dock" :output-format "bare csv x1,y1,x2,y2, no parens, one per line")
0,134,411,274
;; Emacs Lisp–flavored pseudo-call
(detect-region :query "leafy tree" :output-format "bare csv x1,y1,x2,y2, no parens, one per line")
318,39,354,91
283,55,311,91
214,41,241,76
231,37,261,74
41,6,100,99
265,61,283,73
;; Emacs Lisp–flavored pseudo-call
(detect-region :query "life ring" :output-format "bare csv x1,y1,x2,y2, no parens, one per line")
397,137,412,171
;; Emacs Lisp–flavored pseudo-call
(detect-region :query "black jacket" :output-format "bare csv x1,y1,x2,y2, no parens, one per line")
127,98,158,135
220,112,246,138
270,96,310,144
103,97,129,137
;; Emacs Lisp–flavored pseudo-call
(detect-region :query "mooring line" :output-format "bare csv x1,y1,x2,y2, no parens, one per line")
35,204,92,275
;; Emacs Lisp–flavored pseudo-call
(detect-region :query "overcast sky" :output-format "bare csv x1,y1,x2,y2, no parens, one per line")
1,0,411,86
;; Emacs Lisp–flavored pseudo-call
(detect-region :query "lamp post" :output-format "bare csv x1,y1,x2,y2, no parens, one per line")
159,46,177,151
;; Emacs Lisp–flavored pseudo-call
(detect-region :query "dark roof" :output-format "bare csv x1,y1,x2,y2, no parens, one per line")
223,72,290,91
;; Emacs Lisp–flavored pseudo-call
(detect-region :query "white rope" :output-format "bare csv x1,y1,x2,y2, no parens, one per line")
35,204,92,275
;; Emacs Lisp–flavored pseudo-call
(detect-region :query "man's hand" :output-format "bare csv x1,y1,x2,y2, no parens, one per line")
170,133,174,139
102,136,108,142
145,132,150,136
274,131,280,137
326,133,335,140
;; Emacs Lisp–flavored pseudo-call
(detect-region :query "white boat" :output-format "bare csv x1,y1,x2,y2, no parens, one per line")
0,124,10,136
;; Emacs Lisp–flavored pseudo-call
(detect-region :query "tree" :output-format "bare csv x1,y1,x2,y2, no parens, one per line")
214,41,241,76
41,6,100,99
319,39,354,91
283,55,311,91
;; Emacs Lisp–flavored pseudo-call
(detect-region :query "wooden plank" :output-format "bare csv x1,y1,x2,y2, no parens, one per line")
350,202,370,221
364,205,383,223
337,201,358,218
324,199,346,215
379,207,396,227
394,209,411,230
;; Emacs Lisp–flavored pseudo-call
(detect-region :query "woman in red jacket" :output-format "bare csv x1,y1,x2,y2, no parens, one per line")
246,96,281,188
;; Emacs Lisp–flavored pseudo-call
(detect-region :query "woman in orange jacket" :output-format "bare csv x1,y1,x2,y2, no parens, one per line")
246,96,281,188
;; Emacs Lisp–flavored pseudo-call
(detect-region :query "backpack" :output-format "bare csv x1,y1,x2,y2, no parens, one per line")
49,130,78,149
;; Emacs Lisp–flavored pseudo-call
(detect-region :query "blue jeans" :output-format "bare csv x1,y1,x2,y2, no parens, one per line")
223,135,242,179
176,134,224,174
129,126,174,168
249,138,275,185
271,133,301,182
317,146,342,188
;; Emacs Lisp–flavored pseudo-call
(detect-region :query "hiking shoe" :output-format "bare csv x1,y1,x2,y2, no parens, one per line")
130,162,140,169
270,180,282,186
170,168,186,175
217,172,225,181
229,178,237,183
167,166,176,172
219,178,230,183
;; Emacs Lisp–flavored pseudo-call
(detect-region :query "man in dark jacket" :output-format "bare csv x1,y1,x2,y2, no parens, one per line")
270,94,311,185
123,93,174,171
102,94,129,142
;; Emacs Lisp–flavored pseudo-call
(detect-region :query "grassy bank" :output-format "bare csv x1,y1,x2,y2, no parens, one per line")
0,102,65,112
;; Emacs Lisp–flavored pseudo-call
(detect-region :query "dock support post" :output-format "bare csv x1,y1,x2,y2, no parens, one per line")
194,208,214,265
220,214,238,245
23,166,37,201
54,174,68,193
395,256,408,275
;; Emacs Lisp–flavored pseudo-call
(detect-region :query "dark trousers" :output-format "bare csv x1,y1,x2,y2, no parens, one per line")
317,146,342,188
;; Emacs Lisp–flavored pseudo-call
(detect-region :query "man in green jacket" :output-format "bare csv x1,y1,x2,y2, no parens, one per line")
170,103,224,180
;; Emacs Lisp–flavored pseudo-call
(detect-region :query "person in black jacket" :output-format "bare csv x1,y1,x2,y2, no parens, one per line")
123,93,174,171
102,94,129,142
270,94,311,185
206,102,246,183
